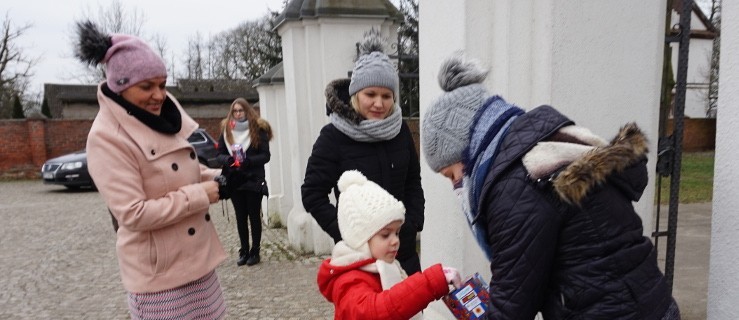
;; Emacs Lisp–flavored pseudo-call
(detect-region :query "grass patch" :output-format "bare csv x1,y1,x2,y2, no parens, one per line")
656,151,714,204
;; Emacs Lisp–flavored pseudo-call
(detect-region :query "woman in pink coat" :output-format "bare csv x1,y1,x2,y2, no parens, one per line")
317,171,461,319
76,21,227,319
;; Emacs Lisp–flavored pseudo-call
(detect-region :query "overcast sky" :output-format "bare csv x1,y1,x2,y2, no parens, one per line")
4,0,286,94
4,0,713,96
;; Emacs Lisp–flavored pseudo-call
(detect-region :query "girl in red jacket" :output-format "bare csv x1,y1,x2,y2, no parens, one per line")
317,170,461,320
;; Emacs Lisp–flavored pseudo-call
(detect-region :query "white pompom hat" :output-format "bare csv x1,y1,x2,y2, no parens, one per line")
337,170,406,249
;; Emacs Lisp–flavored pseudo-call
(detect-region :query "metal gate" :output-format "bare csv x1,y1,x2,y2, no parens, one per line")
654,0,693,295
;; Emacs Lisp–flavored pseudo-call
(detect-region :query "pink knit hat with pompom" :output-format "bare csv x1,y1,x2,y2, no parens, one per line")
104,34,167,93
75,21,167,94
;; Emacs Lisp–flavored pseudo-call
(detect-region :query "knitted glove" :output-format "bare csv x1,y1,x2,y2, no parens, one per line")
442,266,462,288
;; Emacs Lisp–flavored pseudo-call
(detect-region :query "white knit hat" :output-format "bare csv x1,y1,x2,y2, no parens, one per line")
337,170,405,249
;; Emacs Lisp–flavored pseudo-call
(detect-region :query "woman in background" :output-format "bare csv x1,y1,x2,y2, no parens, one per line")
217,98,273,266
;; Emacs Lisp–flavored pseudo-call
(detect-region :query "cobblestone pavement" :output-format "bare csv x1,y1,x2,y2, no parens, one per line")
0,180,711,319
0,180,333,319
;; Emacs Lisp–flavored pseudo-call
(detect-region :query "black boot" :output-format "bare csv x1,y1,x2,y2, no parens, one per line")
237,250,249,266
246,247,260,266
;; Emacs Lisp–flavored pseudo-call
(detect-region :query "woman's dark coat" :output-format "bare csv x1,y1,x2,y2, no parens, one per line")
217,128,270,194
481,105,672,319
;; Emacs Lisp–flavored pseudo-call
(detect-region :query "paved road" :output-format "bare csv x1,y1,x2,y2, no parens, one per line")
0,180,710,319
0,180,333,319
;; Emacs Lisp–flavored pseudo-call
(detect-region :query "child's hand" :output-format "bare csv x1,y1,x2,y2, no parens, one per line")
442,266,462,288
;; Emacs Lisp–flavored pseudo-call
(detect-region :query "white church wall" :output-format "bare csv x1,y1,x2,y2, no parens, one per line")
707,0,739,318
255,84,291,227
547,1,665,233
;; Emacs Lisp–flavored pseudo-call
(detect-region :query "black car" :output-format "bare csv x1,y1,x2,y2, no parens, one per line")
41,128,220,189
188,128,221,168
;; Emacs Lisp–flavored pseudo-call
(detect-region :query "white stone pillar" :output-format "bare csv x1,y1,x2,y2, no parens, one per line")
419,0,665,317
707,1,739,318
254,83,290,227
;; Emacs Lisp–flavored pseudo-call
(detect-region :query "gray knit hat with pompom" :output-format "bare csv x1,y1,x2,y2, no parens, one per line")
422,52,490,172
349,29,398,99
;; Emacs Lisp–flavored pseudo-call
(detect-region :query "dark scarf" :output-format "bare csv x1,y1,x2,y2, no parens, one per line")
102,83,182,134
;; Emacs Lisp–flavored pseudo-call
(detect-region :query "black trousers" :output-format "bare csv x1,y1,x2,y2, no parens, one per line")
396,223,421,275
230,189,263,256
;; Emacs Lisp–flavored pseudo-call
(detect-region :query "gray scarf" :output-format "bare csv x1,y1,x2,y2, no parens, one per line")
330,105,402,142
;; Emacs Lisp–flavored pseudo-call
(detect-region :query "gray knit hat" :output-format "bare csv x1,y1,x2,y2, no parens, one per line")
422,52,490,172
348,29,398,98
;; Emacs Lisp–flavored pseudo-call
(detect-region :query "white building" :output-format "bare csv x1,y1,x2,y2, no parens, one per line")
708,1,739,318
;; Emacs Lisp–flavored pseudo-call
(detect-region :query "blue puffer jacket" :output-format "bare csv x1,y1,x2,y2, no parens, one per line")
479,105,673,319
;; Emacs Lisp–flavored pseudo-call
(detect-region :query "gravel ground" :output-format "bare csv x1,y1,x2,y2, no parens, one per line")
0,180,333,319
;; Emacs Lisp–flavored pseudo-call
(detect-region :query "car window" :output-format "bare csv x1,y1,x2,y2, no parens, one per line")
188,132,207,144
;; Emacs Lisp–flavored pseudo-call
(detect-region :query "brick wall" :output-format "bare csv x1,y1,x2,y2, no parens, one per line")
44,120,94,159
666,118,717,152
0,118,227,180
0,120,37,178
198,118,224,141
1,117,421,180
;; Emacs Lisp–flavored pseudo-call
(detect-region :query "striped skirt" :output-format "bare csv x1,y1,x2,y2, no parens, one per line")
127,270,226,320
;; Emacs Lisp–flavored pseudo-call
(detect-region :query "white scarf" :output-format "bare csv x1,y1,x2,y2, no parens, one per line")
224,120,250,156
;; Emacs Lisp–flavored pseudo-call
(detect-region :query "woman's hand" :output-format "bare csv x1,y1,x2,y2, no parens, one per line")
199,180,220,204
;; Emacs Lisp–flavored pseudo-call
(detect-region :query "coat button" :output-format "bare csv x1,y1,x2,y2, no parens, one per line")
172,163,179,171
150,149,156,155
190,151,196,159
205,214,211,221
188,228,195,235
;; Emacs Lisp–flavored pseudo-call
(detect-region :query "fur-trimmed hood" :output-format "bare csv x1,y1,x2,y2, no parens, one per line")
526,123,649,205
325,78,364,124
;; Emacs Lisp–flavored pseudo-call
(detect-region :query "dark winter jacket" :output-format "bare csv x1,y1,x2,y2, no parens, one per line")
217,127,271,194
480,105,672,319
302,79,425,243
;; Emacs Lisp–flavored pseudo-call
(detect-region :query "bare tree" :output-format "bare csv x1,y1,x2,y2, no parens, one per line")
208,31,240,79
398,0,419,118
150,33,179,85
230,19,265,80
251,10,283,78
183,32,207,80
83,0,145,36
0,12,39,118
706,0,720,118
188,13,282,82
